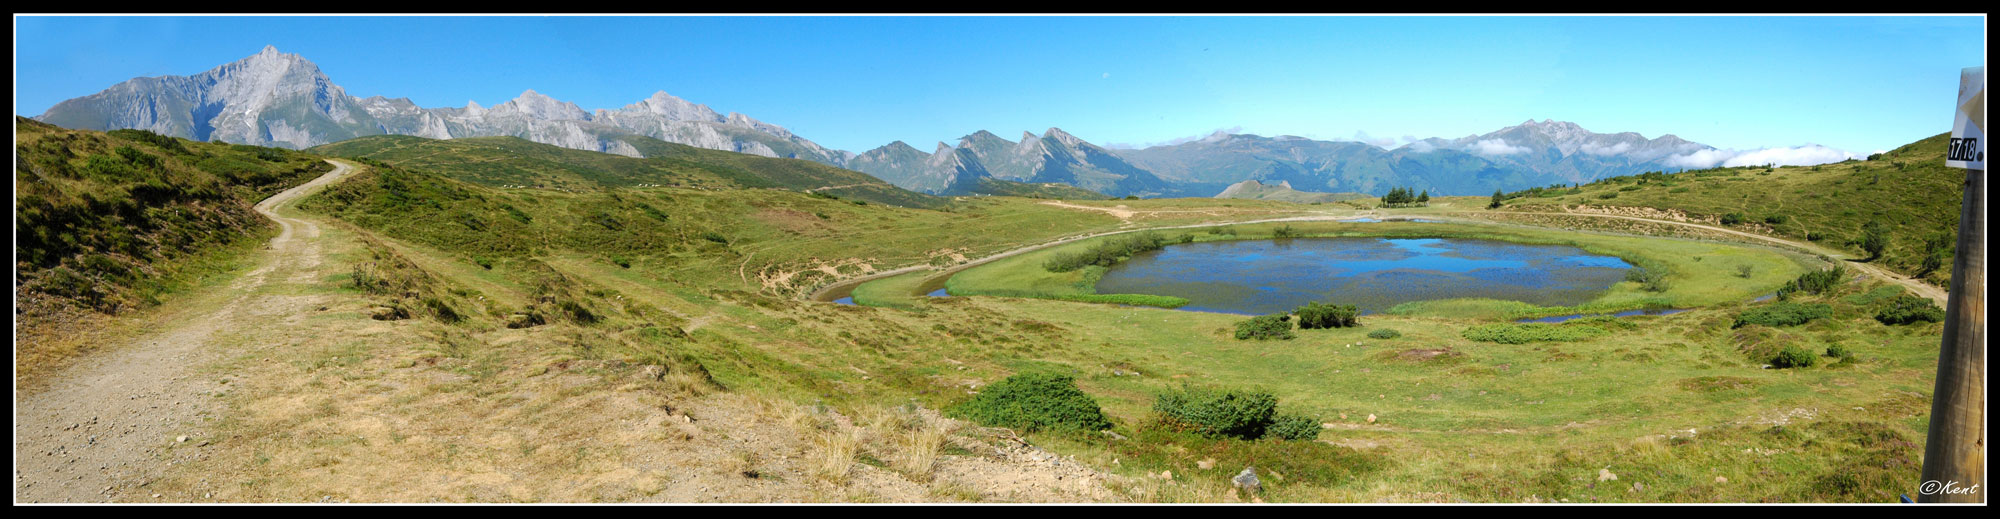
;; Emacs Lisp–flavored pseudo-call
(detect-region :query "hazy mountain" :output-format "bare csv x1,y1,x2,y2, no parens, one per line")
34,46,848,165
1416,119,1712,184
843,128,1180,198
1111,120,1720,196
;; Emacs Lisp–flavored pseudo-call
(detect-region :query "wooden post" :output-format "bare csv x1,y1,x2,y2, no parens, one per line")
1919,168,1985,503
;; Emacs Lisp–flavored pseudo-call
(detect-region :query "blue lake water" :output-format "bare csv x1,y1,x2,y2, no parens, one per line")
833,296,856,305
927,288,950,297
1092,237,1636,315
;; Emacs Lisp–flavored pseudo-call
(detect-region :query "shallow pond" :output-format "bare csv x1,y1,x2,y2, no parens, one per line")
1092,237,1635,315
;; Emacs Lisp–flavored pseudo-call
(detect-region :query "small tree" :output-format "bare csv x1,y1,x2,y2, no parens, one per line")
1860,221,1889,261
1737,264,1754,278
1489,189,1504,209
1416,190,1430,205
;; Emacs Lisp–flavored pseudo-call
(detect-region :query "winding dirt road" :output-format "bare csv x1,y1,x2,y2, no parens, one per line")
1491,210,1948,304
14,160,357,503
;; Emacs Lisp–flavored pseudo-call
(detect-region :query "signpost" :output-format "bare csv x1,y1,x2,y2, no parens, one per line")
1920,65,1985,504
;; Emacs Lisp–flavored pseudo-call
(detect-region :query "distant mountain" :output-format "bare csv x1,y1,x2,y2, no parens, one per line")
844,128,1181,198
36,46,1752,199
36,46,849,165
1213,180,1368,203
1111,120,1719,196
1414,119,1711,184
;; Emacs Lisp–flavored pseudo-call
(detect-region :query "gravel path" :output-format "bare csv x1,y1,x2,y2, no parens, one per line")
14,160,356,503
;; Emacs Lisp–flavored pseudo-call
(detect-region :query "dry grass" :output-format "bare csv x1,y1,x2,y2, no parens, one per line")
810,426,863,485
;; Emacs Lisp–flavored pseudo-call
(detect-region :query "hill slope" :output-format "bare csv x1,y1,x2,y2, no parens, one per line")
1493,132,1963,287
310,134,947,209
14,116,332,376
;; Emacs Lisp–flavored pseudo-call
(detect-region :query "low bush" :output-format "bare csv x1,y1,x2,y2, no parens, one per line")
1234,314,1296,340
1777,265,1848,300
1825,344,1853,359
1771,345,1818,369
1366,329,1401,340
1043,232,1169,273
1265,414,1322,441
1734,301,1834,328
1295,302,1359,329
1874,294,1944,325
951,373,1113,433
1153,386,1278,440
1624,267,1670,292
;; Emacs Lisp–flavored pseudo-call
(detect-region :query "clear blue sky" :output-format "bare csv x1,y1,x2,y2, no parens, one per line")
12,15,1987,155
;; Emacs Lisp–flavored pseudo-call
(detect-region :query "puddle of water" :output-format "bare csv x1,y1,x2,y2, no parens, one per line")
832,297,855,305
927,288,949,297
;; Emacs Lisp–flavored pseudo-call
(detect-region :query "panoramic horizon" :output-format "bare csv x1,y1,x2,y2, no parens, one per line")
14,12,1985,505
14,15,1987,161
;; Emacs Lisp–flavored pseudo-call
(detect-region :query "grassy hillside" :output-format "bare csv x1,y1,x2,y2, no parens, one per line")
950,177,1112,200
1493,133,1963,286
15,116,331,374
311,134,948,209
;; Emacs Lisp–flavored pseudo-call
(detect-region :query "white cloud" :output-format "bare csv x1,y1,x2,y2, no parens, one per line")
1663,144,1860,168
1472,138,1529,156
1580,142,1633,156
1349,130,1397,149
1402,140,1437,153
1102,126,1242,149
1102,72,1110,79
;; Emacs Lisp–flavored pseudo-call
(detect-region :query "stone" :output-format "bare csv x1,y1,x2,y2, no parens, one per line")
1715,476,1728,484
1197,458,1216,470
176,435,188,443
1599,468,1618,481
1232,466,1262,494
1367,414,1377,424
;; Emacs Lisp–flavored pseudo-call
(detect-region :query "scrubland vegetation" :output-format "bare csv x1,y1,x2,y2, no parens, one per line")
20,120,1961,503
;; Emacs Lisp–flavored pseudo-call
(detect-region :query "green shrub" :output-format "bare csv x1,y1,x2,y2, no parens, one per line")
1765,214,1789,225
1825,344,1853,359
1720,213,1745,225
1272,225,1303,239
1153,386,1278,439
1777,265,1848,300
1294,302,1359,329
1265,414,1321,441
1734,301,1834,328
1234,314,1296,340
951,373,1113,433
1771,345,1818,369
1366,329,1402,340
1874,294,1944,325
1043,232,1170,273
1624,267,1671,292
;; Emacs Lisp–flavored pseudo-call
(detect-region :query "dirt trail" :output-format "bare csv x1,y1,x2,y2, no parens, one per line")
1492,211,1948,304
13,160,357,503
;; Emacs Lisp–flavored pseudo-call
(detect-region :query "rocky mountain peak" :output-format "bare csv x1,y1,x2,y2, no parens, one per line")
625,90,723,122
493,89,590,120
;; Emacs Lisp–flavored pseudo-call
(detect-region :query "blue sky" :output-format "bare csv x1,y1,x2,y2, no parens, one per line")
12,15,1987,156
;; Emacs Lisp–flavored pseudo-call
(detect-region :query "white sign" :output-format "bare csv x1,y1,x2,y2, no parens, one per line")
1947,66,1984,170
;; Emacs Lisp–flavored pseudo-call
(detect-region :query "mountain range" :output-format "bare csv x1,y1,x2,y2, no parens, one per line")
35,46,1747,199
